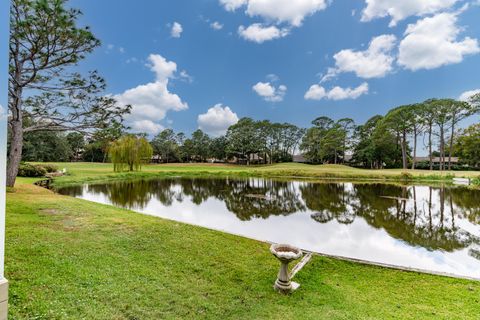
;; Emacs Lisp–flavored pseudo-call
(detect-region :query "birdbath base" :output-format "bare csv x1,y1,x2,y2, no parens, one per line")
270,244,303,294
274,281,300,294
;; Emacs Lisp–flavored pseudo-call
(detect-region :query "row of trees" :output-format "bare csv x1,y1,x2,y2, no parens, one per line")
352,98,480,170
299,97,480,170
150,119,305,165
19,95,480,172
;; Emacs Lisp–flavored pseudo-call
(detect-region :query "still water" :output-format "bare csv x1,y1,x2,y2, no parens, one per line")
57,177,480,279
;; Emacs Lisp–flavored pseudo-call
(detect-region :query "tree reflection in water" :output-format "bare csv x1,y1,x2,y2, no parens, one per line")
300,183,480,254
58,178,480,258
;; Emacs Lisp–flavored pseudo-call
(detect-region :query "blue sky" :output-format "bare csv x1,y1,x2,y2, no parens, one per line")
1,0,9,178
4,0,480,139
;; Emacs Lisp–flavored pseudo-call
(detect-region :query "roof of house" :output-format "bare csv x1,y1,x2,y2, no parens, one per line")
414,157,459,162
293,154,307,162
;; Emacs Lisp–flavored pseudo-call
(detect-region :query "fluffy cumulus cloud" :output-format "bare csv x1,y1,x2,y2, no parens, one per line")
252,81,287,102
305,82,369,100
220,0,247,11
459,89,480,101
222,0,328,42
324,34,397,81
244,0,328,27
115,54,188,134
171,22,183,38
197,104,239,136
238,24,289,43
398,12,480,71
361,0,458,27
221,0,326,25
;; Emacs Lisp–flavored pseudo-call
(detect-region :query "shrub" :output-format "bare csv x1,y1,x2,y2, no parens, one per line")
17,163,47,177
399,172,413,181
472,177,480,186
42,164,59,173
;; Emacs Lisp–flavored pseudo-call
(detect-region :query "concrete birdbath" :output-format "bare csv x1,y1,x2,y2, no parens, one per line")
270,243,303,293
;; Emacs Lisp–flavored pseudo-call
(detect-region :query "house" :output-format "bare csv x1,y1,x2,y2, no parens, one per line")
414,157,460,164
292,154,307,163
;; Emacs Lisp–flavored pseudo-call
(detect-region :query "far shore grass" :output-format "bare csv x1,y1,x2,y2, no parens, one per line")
31,162,480,187
6,178,480,319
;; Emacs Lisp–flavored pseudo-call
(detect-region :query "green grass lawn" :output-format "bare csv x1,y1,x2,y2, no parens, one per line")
5,165,480,319
35,162,480,187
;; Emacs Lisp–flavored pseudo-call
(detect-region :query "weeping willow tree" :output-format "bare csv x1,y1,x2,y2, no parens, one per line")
108,135,153,172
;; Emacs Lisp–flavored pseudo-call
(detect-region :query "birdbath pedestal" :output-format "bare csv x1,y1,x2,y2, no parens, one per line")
270,244,303,293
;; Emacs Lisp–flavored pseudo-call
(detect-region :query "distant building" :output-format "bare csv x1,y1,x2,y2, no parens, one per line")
414,157,460,164
292,154,307,163
229,153,267,164
151,154,163,163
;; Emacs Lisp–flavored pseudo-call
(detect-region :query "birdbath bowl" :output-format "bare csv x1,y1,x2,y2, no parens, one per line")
270,244,303,293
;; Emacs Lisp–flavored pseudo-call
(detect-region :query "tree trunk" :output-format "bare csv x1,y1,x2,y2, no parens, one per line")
7,77,24,187
401,130,408,169
411,129,417,170
428,124,433,170
7,120,24,187
439,125,444,171
448,122,455,171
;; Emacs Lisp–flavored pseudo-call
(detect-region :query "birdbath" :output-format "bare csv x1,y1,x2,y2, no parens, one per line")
270,243,303,293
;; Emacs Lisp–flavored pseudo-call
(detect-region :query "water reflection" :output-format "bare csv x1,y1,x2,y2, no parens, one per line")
301,183,480,252
58,177,480,278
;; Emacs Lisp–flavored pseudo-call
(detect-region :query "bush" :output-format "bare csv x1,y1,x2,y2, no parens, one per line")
42,164,59,173
17,163,47,177
399,172,413,181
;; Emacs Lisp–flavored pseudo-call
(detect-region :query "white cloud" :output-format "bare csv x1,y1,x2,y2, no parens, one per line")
325,34,397,80
304,85,326,100
221,0,327,25
148,54,177,81
130,120,164,134
305,82,369,100
0,104,5,120
220,0,247,11
198,104,239,136
266,73,280,82
222,0,328,43
115,54,188,134
361,0,458,27
238,24,289,43
179,70,193,83
210,21,224,30
398,12,480,71
459,88,480,101
171,22,183,38
244,0,328,27
252,82,287,102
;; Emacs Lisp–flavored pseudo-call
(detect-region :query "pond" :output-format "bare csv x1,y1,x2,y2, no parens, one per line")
57,177,480,279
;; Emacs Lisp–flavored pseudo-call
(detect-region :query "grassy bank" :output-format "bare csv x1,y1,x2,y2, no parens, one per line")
6,179,480,319
34,162,480,187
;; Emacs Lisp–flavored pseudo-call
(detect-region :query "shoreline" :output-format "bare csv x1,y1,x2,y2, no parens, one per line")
38,162,480,188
